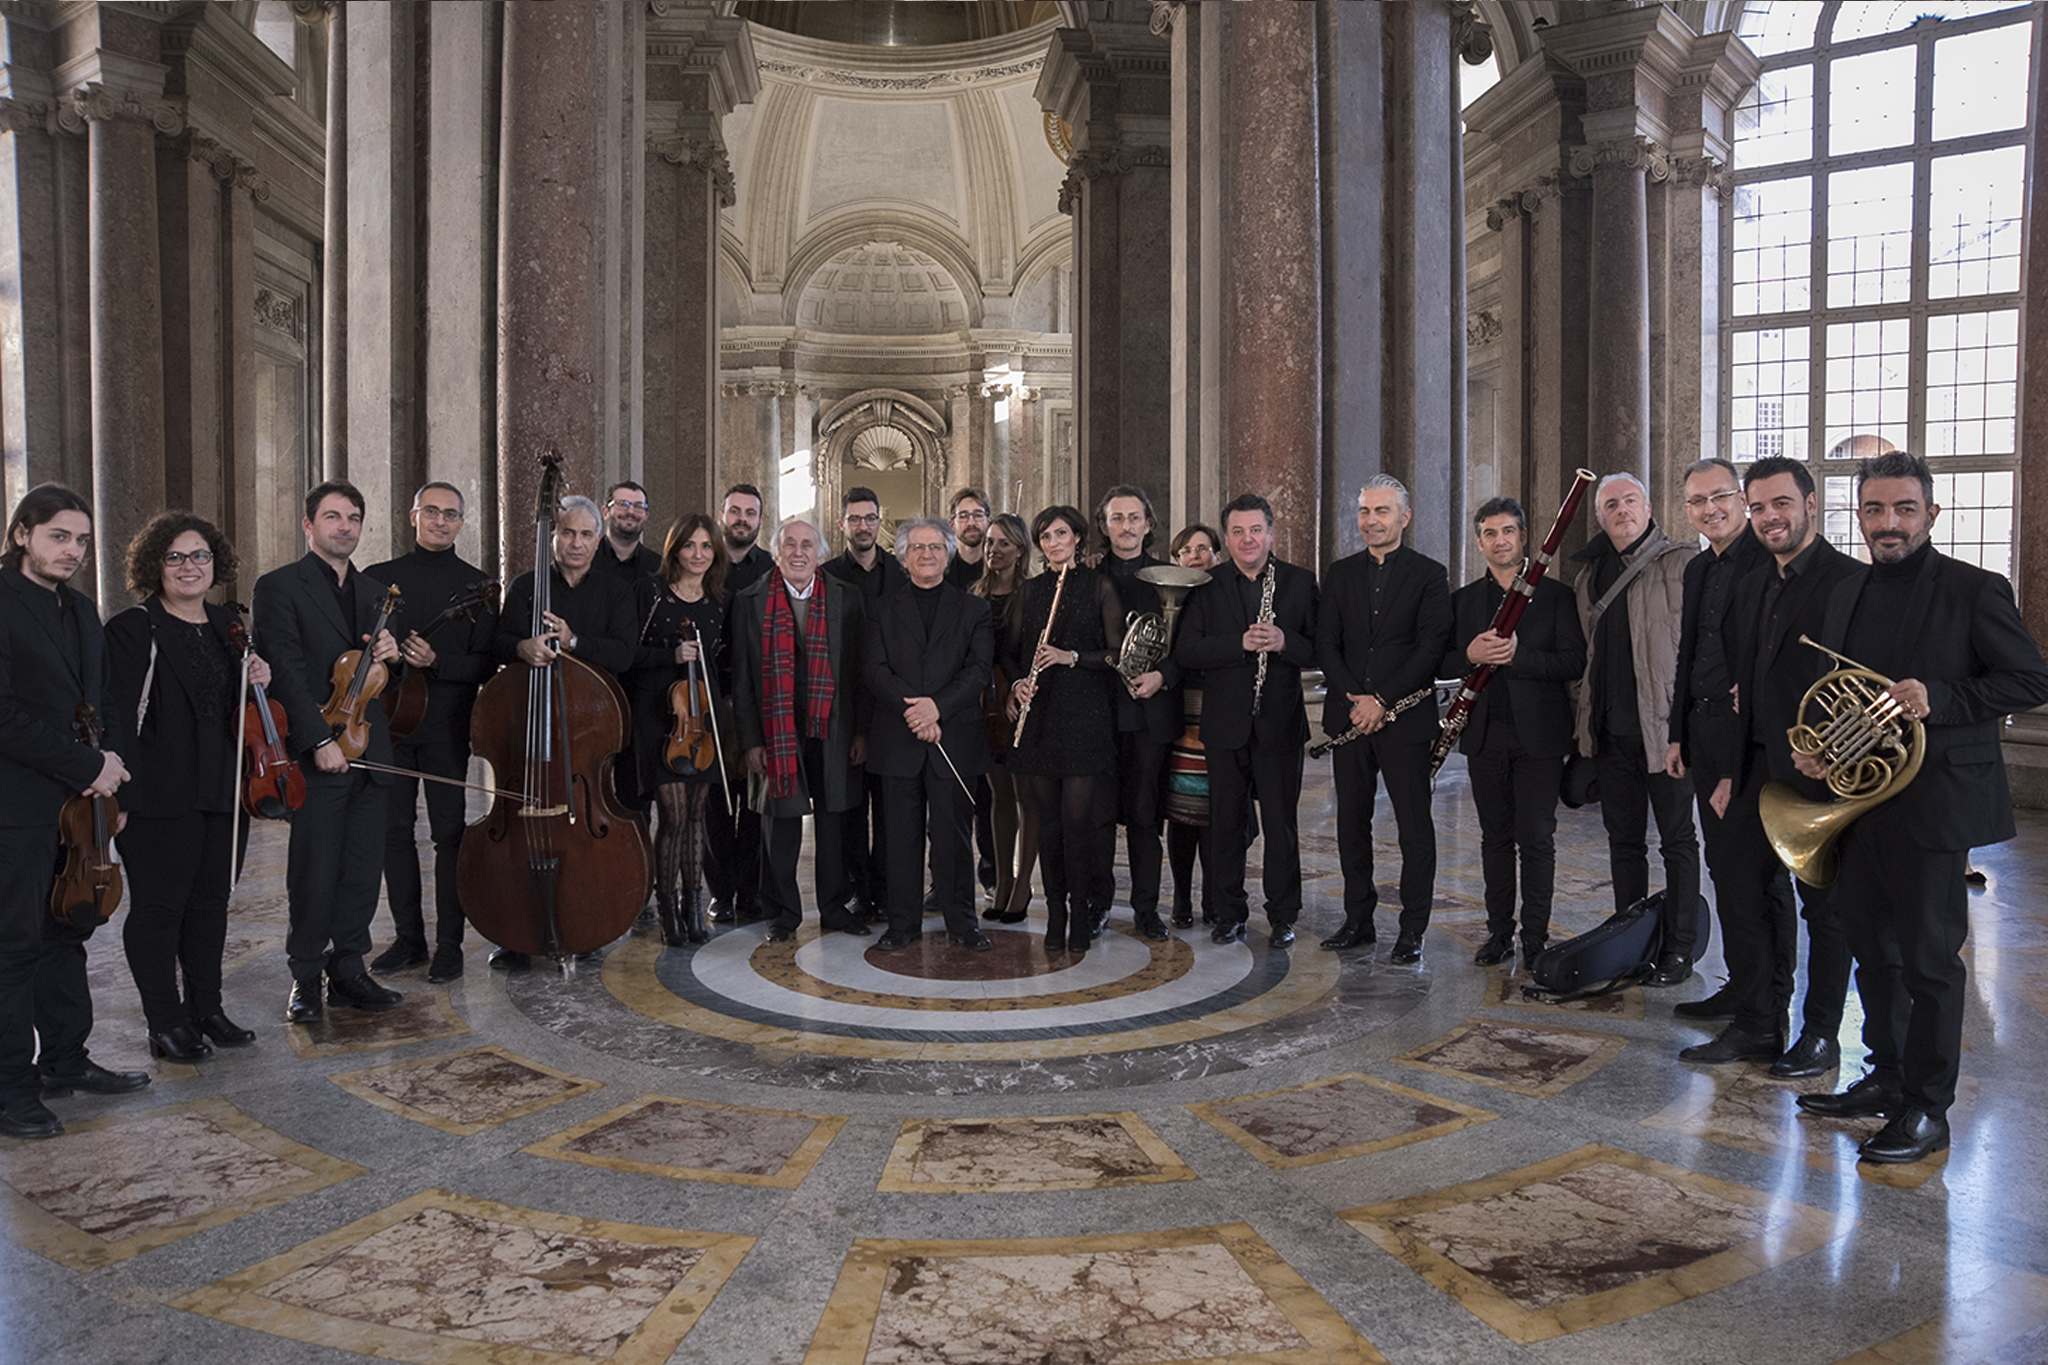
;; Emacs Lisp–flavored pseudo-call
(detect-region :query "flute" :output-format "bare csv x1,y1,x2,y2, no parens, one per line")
1011,562,1072,747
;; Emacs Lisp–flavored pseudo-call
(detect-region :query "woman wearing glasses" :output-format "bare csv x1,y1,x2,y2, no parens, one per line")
105,512,272,1062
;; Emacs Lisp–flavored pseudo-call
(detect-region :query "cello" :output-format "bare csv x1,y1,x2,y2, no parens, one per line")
52,704,123,925
458,451,650,965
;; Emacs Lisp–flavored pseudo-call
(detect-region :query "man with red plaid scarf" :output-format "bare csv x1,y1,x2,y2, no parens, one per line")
734,519,873,943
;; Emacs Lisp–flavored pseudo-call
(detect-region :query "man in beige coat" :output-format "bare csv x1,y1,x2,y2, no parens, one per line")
1569,473,1701,985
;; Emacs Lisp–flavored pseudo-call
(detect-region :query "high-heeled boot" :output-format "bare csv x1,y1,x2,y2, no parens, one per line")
684,888,709,944
1044,898,1068,953
657,888,686,947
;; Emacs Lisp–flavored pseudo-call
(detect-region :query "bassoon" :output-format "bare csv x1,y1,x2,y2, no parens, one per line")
1425,468,1597,779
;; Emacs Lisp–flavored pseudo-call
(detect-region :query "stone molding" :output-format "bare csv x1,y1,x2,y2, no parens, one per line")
1485,174,1563,231
254,287,302,341
1056,140,1170,214
650,133,737,208
167,129,272,201
56,83,186,137
1448,1,1494,66
755,56,1042,92
1568,136,1671,183
1467,310,1504,348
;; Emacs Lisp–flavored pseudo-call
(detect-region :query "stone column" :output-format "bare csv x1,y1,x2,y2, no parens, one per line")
0,73,72,505
1163,0,1218,537
2016,23,2048,640
317,0,345,481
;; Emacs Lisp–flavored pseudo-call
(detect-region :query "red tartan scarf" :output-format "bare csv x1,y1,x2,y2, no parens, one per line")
760,574,836,799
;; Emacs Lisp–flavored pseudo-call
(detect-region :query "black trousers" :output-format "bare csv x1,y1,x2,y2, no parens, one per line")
1834,802,1970,1114
703,783,762,909
758,739,849,933
1466,726,1562,948
840,769,886,911
286,768,389,982
881,770,975,939
0,826,98,1098
381,737,470,949
1204,732,1303,928
1331,731,1436,938
118,810,233,1032
1595,728,1701,957
1103,728,1167,917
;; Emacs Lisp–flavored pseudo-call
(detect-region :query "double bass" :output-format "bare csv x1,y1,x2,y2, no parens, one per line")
458,452,650,964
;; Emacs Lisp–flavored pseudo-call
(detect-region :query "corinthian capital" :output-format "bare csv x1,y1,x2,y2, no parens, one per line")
58,85,186,138
1670,155,1730,195
1056,139,1170,214
1568,136,1671,182
650,133,737,208
1447,1,1494,65
0,98,52,136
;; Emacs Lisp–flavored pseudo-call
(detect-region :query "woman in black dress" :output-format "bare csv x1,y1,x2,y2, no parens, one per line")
106,512,273,1061
626,513,730,946
974,513,1038,924
1004,506,1125,953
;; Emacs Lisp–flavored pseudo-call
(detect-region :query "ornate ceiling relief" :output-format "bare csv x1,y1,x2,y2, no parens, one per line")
755,57,1043,92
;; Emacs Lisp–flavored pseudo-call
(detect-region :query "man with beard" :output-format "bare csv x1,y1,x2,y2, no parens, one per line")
823,487,906,921
706,483,772,925
593,482,659,583
946,487,991,590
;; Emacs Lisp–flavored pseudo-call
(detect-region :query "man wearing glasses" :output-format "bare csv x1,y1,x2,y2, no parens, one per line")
824,487,907,921
367,483,498,984
594,482,659,583
945,488,991,589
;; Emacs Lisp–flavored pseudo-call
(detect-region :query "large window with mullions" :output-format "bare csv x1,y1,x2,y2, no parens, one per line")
1724,0,2037,577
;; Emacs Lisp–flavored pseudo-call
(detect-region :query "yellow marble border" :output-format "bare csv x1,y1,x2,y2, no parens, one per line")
1341,1142,1853,1345
1189,1072,1498,1170
173,1188,755,1365
875,1111,1196,1192
523,1094,847,1188
750,931,1202,1013
602,931,1343,1060
1393,1018,1629,1098
328,1045,604,1136
804,1223,1386,1365
282,991,472,1059
1833,1264,2048,1363
0,1098,365,1271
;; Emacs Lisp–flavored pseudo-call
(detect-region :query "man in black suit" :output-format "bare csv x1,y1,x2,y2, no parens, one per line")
593,481,659,584
1316,474,1452,961
862,517,994,951
252,481,404,1023
1794,452,2048,1164
1097,484,1183,942
0,485,145,1139
1445,496,1585,966
1175,493,1319,947
824,486,908,923
705,483,773,926
367,482,499,985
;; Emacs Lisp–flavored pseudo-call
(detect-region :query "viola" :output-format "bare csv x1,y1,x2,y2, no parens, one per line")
381,578,500,740
320,583,403,759
52,704,123,926
228,620,305,820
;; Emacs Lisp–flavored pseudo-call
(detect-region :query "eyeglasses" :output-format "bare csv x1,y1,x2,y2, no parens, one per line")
416,506,465,522
844,512,882,526
163,550,214,567
952,509,989,523
606,499,649,513
906,540,948,555
1682,489,1744,511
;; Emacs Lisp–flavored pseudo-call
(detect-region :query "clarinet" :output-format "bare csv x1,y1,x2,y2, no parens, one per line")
1306,683,1441,759
1249,561,1277,717
1011,563,1072,748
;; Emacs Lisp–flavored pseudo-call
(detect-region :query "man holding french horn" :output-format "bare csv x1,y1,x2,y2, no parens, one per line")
1785,452,2048,1164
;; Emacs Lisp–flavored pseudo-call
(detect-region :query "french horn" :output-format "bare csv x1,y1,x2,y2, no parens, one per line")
1117,565,1211,690
1758,636,1925,888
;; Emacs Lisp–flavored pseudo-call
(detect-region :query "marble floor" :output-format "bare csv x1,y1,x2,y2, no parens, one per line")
6,755,2048,1365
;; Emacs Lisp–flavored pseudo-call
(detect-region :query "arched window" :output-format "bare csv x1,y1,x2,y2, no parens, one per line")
1724,0,2037,574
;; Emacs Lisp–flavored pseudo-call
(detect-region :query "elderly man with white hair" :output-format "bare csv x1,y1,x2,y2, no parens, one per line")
1568,471,1701,985
733,517,874,944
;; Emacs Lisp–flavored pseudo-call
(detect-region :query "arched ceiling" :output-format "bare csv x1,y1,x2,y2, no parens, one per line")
735,1,1062,47
796,242,973,335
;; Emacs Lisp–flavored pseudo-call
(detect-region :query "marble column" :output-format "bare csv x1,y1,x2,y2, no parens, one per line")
2018,22,2048,643
1164,0,1219,538
1581,142,1655,489
319,0,345,482
0,81,72,505
156,134,228,516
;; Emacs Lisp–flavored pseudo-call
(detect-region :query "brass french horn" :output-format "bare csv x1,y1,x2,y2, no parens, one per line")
1117,565,1211,691
1759,636,1925,888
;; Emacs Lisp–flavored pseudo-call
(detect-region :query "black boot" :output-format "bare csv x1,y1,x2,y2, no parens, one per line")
656,889,686,947
1045,899,1069,953
684,888,709,945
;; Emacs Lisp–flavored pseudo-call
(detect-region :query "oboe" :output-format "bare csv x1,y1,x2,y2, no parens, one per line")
1011,562,1072,747
1249,561,1277,717
1306,683,1441,759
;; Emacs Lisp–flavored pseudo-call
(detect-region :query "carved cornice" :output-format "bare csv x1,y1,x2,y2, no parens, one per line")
254,287,301,341
755,56,1042,92
1148,1,1183,37
165,129,270,200
1467,310,1504,348
1568,136,1671,182
57,84,185,137
1447,1,1494,66
1670,154,1730,196
1056,140,1170,214
650,133,736,208
1485,173,1563,231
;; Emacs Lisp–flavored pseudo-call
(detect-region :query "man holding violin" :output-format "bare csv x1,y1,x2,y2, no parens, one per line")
367,482,498,985
252,481,404,1024
0,485,145,1139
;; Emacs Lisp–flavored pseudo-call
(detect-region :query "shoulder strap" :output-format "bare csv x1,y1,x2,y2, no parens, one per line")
135,625,159,734
1585,539,1661,631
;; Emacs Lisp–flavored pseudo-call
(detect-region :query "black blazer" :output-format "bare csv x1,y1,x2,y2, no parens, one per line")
1104,552,1188,744
1316,546,1452,743
1669,527,1771,765
861,582,993,782
0,565,114,828
1818,546,2048,852
1442,574,1584,759
1176,557,1319,750
1732,537,1862,796
250,552,395,773
105,597,244,816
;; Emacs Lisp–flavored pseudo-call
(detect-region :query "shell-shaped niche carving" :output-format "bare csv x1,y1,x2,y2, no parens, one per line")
850,425,917,472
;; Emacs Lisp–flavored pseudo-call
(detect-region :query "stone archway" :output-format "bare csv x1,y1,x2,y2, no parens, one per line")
817,390,952,541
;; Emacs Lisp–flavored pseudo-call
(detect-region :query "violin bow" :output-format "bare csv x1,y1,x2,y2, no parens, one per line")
694,622,735,816
231,606,253,889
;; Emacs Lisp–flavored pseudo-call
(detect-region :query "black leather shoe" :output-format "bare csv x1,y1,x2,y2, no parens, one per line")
196,1012,257,1047
766,925,796,943
1390,935,1423,965
0,1096,63,1140
327,971,403,1012
1474,936,1513,966
1211,919,1247,945
1171,908,1194,929
1770,1032,1841,1079
1674,988,1737,1020
949,930,994,951
1858,1108,1950,1164
1067,918,1093,952
708,898,735,924
286,977,324,1023
1645,952,1693,987
369,939,428,973
1135,912,1170,942
489,949,530,971
1797,1073,1902,1118
1521,937,1548,962
874,929,922,951
148,1025,213,1062
1679,1027,1784,1064
1321,923,1375,950
823,917,872,937
427,946,465,984
41,1061,151,1097
1269,925,1296,949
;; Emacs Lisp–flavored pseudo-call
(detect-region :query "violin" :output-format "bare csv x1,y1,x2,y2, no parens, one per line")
381,578,500,740
52,704,123,926
228,620,305,820
664,623,733,812
320,583,403,759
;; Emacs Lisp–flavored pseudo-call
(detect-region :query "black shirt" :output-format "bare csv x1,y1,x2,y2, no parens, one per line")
1757,535,1824,664
725,543,775,597
592,538,660,585
332,562,360,642
1471,574,1517,730
1844,540,1930,681
945,554,985,590
911,582,943,636
1590,525,1655,736
365,544,500,743
822,547,907,602
494,565,639,676
1688,539,1745,702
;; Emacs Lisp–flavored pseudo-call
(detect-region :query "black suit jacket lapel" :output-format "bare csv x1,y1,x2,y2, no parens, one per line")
298,555,351,648
1821,565,1869,653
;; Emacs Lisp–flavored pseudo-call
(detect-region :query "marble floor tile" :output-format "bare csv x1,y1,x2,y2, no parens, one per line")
174,1189,753,1363
1831,1266,2048,1364
1478,955,1647,1018
875,1113,1194,1192
1189,1072,1497,1169
1394,1018,1630,1097
1342,1143,1851,1344
807,1224,1385,1364
524,1095,846,1187
282,992,472,1059
0,1099,363,1270
329,1045,602,1135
